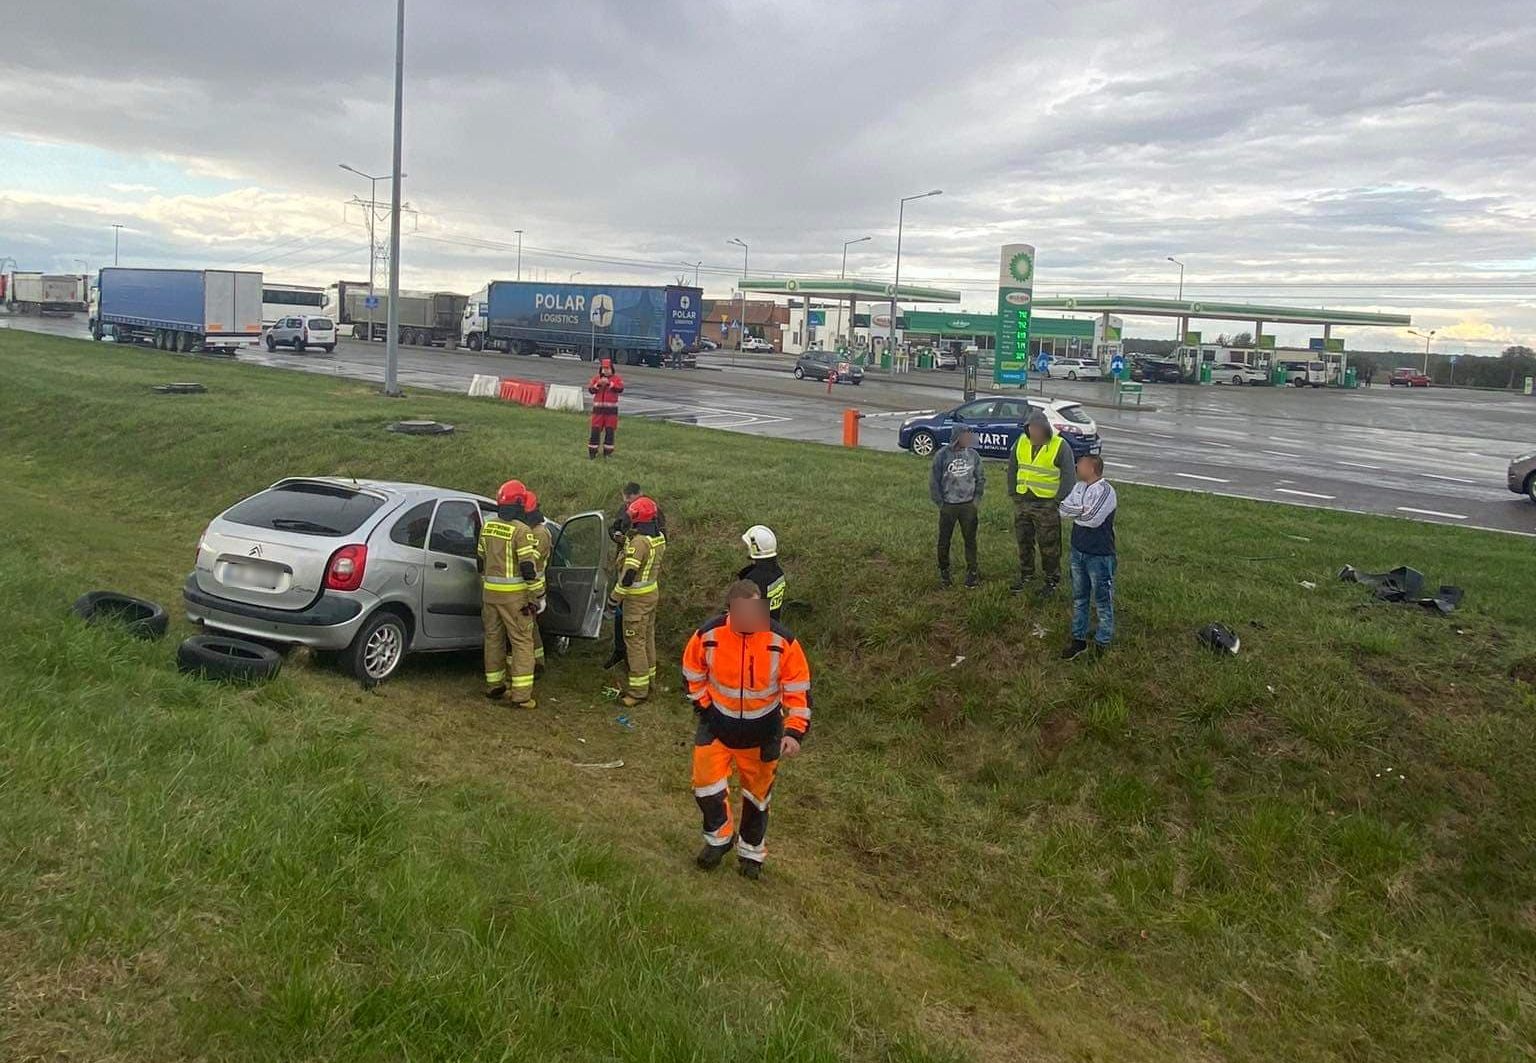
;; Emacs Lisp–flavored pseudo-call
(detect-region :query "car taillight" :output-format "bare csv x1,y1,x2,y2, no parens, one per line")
1057,424,1082,435
325,544,368,591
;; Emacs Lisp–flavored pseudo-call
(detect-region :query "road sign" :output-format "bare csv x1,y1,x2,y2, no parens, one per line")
993,243,1035,387
364,295,380,310
1449,355,1459,364
1110,353,1126,375
1035,353,1051,373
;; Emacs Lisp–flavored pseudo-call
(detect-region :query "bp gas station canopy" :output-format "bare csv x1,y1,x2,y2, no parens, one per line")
738,277,961,317
1031,295,1411,332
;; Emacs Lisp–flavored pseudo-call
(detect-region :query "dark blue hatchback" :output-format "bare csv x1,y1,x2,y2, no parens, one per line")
897,397,1102,460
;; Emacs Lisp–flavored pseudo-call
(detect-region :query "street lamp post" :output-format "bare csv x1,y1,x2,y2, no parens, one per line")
727,237,748,351
339,163,405,345
890,191,941,364
1167,256,1185,341
569,271,583,282
381,0,407,397
111,224,124,266
514,230,523,281
1409,328,1437,376
681,260,702,286
837,235,870,348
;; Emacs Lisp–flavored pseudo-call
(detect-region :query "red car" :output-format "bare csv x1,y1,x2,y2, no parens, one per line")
1389,368,1430,387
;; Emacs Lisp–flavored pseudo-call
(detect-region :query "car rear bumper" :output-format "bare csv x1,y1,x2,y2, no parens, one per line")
1059,434,1102,457
183,573,367,649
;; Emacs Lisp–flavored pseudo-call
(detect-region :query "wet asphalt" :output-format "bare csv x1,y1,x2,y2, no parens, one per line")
6,312,1534,536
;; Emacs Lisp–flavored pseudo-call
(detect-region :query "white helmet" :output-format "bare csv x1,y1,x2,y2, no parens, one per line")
742,524,778,559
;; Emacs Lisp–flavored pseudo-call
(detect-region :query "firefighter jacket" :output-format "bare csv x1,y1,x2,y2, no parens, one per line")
736,558,787,618
477,517,538,594
612,531,665,601
524,515,554,597
682,617,812,749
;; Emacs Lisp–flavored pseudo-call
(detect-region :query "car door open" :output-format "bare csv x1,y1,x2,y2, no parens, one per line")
542,511,611,639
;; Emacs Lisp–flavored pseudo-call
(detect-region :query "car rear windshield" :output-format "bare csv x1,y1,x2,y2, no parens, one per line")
1055,403,1094,425
222,482,384,536
307,318,334,330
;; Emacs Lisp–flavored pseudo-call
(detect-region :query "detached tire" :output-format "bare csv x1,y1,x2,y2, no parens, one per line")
72,591,168,640
176,636,282,683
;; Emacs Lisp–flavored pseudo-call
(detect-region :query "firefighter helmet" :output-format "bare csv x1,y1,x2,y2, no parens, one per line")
742,524,777,559
627,496,659,523
496,479,528,507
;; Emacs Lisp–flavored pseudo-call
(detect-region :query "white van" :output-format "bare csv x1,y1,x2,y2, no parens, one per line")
1279,360,1326,388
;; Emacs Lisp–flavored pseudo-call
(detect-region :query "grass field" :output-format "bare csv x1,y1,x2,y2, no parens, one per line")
2,330,1534,1061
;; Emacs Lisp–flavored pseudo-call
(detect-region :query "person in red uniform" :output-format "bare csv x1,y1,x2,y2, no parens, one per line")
587,358,624,459
681,580,812,881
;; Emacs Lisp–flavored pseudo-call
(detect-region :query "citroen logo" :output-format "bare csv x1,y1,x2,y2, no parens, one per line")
249,545,263,558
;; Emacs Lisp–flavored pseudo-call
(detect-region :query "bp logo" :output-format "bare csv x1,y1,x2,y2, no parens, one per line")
1008,250,1034,286
590,294,614,327
785,279,799,291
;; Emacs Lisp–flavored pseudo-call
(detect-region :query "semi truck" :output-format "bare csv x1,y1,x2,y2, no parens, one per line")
461,281,704,366
325,280,467,347
5,271,90,314
92,267,264,353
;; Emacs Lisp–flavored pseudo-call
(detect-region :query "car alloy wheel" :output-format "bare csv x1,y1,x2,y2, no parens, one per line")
362,618,404,680
910,430,936,456
793,366,805,379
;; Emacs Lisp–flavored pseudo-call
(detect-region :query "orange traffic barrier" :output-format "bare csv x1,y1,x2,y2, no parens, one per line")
498,378,519,401
842,408,862,447
521,381,548,407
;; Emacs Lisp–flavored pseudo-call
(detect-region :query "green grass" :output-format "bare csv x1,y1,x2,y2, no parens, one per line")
3,330,1536,1061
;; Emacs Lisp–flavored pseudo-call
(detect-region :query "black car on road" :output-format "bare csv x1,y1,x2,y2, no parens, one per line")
793,350,864,384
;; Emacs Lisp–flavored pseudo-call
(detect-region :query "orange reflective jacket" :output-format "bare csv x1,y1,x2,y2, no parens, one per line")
682,616,812,747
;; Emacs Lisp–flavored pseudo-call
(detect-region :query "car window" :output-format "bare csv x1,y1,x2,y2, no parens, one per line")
994,399,1032,421
953,400,995,420
428,500,481,558
1055,403,1094,425
222,482,385,536
388,501,434,549
307,317,334,330
552,513,604,568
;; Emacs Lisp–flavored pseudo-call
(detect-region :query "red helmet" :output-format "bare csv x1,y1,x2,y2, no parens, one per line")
521,489,539,512
599,358,614,374
626,496,659,523
496,479,528,507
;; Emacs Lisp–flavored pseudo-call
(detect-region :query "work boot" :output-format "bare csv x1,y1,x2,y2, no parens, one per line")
511,697,538,711
620,693,646,708
695,843,731,871
938,568,952,589
738,859,763,882
1060,639,1089,661
965,571,980,589
483,684,507,701
1010,573,1035,594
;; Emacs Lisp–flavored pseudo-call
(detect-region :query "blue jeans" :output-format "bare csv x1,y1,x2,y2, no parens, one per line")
1070,549,1116,645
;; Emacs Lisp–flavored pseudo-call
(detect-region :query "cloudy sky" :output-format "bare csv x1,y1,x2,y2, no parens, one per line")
3,0,1532,351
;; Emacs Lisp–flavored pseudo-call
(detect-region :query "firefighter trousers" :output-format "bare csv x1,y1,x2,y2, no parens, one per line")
692,731,780,864
620,590,657,699
482,589,537,703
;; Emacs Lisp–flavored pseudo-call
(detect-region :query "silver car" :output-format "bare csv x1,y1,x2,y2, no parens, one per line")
183,477,612,683
264,315,338,353
1509,452,1536,503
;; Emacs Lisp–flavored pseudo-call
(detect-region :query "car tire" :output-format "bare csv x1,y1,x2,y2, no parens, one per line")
1233,375,1244,386
176,635,282,682
1526,473,1536,504
265,335,276,352
467,333,483,352
1067,371,1077,380
323,344,335,353
72,590,169,640
793,366,805,379
343,609,409,686
852,378,862,386
910,430,937,457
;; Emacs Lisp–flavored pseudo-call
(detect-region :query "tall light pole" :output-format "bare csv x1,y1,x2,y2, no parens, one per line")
514,230,523,281
1409,328,1437,375
569,271,583,282
728,237,748,350
111,224,124,266
382,0,407,397
838,235,870,347
681,260,701,286
1167,256,1185,341
339,163,404,345
890,191,941,361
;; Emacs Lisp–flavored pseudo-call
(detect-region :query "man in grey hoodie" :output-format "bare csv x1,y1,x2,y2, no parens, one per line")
929,424,985,588
1006,411,1076,596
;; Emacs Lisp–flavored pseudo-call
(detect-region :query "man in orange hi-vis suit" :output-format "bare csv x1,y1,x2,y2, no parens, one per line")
681,579,812,881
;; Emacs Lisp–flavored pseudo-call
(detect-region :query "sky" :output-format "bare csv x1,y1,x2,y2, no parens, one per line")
2,0,1533,352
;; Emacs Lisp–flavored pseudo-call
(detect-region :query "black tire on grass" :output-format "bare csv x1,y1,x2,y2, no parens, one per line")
71,591,169,640
176,636,282,683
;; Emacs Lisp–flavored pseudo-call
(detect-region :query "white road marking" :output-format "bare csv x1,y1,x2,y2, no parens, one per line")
1269,436,1306,445
1105,461,1136,469
1397,506,1468,520
1176,472,1230,483
1276,488,1336,500
1419,473,1477,484
1260,449,1303,459
1336,460,1382,470
1198,439,1235,448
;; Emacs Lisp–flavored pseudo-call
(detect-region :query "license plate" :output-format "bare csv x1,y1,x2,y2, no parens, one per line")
224,562,279,590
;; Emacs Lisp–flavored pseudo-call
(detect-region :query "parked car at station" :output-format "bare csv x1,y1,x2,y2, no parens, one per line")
1131,358,1183,383
741,336,773,352
1045,358,1104,381
183,477,612,685
1280,360,1327,387
1210,361,1269,385
1509,452,1536,503
264,315,337,353
1389,367,1431,387
793,350,864,384
934,349,960,370
899,397,1100,460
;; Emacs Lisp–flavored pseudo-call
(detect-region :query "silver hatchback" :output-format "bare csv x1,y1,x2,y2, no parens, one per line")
183,477,612,683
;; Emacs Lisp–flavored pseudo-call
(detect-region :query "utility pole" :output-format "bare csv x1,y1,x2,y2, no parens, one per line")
515,230,523,281
891,191,941,364
111,224,124,266
1167,256,1185,341
383,0,406,397
838,235,870,348
728,238,748,351
1409,328,1437,375
681,260,701,286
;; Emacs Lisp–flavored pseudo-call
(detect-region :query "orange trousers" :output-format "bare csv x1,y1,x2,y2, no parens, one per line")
691,737,779,864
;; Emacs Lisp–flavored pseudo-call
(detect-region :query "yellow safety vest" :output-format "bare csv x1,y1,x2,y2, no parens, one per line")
1013,435,1064,498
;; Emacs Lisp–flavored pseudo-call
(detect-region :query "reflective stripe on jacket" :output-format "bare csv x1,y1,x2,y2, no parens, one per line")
682,616,812,747
614,533,665,596
526,522,553,595
477,517,537,592
1013,434,1064,498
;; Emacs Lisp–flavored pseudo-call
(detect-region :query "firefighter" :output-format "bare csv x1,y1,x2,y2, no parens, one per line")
520,488,555,677
477,480,544,707
587,357,625,459
737,524,787,620
605,483,668,670
682,579,812,881
610,495,665,706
